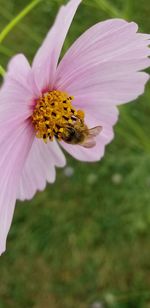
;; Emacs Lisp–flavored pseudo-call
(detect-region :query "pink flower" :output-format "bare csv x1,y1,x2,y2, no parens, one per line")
0,0,150,255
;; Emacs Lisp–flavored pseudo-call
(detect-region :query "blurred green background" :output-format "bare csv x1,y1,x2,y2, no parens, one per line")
0,0,150,307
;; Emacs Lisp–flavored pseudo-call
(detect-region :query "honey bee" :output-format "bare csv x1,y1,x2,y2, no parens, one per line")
61,122,102,148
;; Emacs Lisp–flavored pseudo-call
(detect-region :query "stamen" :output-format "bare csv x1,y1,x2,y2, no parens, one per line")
32,90,85,143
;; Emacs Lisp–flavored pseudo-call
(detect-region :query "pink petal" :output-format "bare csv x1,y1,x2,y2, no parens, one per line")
17,139,66,201
6,54,34,98
0,54,36,255
65,72,149,105
31,0,81,94
55,19,150,105
60,106,118,162
0,120,34,255
0,54,34,122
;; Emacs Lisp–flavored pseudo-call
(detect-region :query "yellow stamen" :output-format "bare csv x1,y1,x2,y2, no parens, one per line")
32,90,85,143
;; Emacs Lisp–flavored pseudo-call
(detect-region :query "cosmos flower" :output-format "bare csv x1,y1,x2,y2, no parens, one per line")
0,0,150,255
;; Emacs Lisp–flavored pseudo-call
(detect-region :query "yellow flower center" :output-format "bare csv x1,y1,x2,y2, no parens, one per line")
32,90,85,143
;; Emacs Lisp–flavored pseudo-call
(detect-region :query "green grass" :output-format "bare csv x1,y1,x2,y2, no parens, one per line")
0,0,150,307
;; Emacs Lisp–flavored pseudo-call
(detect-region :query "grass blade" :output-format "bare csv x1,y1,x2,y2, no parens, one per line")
0,65,6,77
0,0,42,43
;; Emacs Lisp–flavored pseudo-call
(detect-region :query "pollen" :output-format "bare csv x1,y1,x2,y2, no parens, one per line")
32,90,85,143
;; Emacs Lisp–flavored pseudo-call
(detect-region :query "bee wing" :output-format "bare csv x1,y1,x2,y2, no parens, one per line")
80,126,102,148
88,126,102,137
80,137,96,148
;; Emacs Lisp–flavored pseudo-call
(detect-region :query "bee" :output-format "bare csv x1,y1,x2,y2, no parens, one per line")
61,122,102,148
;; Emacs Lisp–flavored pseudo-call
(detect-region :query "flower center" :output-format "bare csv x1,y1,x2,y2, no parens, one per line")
32,90,85,143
